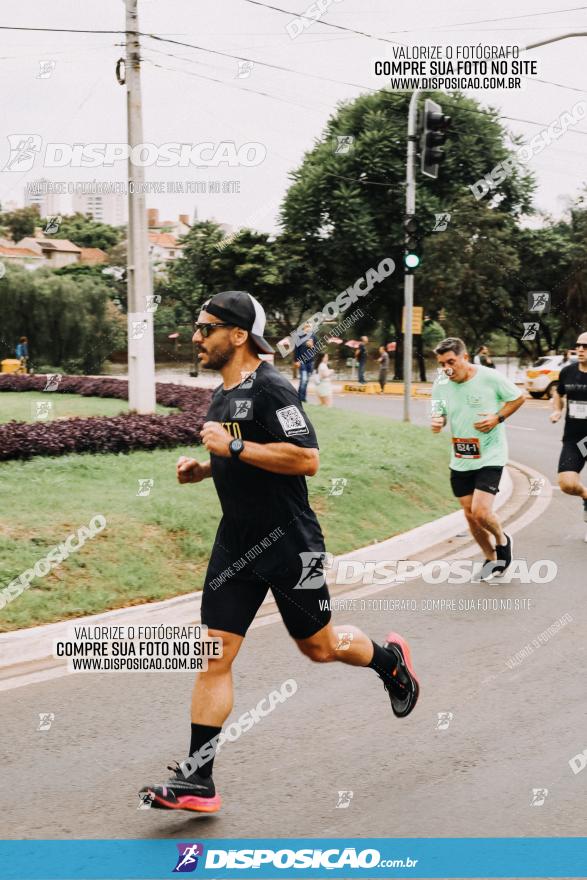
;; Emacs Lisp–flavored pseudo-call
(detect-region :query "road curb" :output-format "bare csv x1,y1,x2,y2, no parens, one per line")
0,462,528,676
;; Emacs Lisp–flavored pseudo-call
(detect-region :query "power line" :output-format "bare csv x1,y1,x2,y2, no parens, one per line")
0,25,130,34
381,5,587,34
438,98,587,137
145,33,374,91
526,75,587,95
240,0,402,44
141,54,332,113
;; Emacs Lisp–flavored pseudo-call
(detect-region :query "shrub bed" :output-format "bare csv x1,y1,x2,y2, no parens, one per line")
0,374,212,461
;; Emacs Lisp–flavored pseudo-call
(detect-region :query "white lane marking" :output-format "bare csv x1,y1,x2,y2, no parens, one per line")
509,425,535,431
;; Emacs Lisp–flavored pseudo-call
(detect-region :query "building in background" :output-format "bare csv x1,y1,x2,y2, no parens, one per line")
1,200,19,214
78,247,108,266
72,191,126,227
146,210,189,273
18,235,81,268
148,231,183,270
0,243,45,270
24,179,62,219
147,208,190,238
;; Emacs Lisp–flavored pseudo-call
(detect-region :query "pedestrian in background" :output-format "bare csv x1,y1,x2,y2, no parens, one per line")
313,352,334,407
474,345,496,369
378,345,389,392
15,336,29,373
295,322,316,403
357,335,368,384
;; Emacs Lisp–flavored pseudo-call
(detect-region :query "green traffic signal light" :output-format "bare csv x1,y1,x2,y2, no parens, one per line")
405,253,420,269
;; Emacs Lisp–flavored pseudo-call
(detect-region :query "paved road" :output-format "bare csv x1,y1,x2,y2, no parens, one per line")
1,394,586,844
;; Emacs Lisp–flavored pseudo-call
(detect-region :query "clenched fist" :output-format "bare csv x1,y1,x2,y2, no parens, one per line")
176,456,207,484
201,421,233,458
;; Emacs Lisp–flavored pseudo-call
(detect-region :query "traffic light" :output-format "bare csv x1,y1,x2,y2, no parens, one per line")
420,98,451,179
404,214,420,272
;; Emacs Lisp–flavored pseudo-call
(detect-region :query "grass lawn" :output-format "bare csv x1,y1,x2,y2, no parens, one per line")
0,391,173,423
0,405,456,631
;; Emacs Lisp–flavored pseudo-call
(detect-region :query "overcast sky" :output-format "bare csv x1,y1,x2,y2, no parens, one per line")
0,0,585,233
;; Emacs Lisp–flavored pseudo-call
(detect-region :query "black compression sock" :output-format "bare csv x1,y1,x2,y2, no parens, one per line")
189,723,222,778
368,640,400,686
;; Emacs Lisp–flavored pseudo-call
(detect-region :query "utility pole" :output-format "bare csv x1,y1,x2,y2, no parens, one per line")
125,0,156,413
403,89,420,422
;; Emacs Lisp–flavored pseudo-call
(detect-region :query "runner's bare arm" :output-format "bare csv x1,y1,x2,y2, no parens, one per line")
474,395,525,433
239,441,319,476
500,394,526,419
550,387,564,422
200,422,318,476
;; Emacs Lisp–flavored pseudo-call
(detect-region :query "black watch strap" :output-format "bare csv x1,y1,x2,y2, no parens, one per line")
230,439,244,457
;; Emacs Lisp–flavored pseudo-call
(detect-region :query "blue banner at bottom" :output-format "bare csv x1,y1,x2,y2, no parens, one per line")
2,838,587,879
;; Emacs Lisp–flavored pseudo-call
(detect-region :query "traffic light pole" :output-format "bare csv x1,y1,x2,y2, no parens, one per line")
403,89,420,422
125,0,156,413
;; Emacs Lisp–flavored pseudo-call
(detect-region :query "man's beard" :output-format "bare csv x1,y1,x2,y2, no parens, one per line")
201,342,234,370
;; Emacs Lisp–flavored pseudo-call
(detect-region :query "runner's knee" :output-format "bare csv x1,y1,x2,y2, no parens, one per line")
296,636,336,663
558,473,581,495
204,630,241,672
473,509,492,529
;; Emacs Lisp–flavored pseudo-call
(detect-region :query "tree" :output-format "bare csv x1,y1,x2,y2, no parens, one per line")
0,206,40,242
161,221,281,325
417,196,521,352
49,212,123,251
0,266,126,372
279,89,535,375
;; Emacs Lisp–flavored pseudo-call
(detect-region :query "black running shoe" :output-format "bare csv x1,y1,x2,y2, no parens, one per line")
139,761,221,813
471,559,501,582
583,499,587,523
381,632,420,718
495,533,513,575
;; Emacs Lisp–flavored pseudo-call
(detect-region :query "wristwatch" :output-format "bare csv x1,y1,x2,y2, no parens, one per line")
229,438,245,458
497,414,505,424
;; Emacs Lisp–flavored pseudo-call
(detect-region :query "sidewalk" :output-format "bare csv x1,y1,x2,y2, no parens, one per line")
106,365,434,396
0,459,551,689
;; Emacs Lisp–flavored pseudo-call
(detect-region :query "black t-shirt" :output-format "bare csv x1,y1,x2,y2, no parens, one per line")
205,361,324,545
557,362,587,442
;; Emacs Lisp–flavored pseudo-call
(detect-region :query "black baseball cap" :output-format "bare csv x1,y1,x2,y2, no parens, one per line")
201,290,274,354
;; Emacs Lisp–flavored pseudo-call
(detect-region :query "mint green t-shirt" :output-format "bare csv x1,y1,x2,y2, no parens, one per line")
432,365,522,471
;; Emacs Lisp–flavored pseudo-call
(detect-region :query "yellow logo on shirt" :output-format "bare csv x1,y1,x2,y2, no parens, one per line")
222,421,242,439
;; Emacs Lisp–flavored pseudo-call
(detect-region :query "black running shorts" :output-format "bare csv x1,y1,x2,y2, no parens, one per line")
449,466,504,498
558,440,586,474
200,513,332,640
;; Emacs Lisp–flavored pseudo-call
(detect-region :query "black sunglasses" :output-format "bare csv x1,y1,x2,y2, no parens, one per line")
193,322,234,337
575,343,587,349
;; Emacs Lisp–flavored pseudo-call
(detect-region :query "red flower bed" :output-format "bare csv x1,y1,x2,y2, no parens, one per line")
0,374,212,461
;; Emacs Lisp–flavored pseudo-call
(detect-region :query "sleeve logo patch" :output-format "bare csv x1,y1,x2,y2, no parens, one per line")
276,404,309,436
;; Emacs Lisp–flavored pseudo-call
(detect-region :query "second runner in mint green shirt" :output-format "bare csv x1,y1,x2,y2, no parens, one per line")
432,365,523,472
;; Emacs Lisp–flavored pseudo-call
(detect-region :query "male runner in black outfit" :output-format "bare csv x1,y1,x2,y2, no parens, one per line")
140,290,419,813
551,330,587,534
